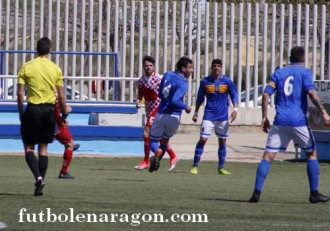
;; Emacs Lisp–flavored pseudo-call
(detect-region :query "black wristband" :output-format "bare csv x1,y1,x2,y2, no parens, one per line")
62,113,69,120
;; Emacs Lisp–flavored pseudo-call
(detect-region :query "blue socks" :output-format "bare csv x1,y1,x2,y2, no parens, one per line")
149,140,167,160
193,142,227,169
253,159,319,193
307,159,319,192
149,139,159,154
193,141,204,167
218,144,226,169
254,160,271,192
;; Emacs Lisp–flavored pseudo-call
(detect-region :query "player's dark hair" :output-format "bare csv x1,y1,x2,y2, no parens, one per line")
143,55,155,65
289,46,305,63
176,56,193,70
211,59,222,67
37,37,51,55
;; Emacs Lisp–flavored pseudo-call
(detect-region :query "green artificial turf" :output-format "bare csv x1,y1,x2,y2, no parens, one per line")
0,155,329,231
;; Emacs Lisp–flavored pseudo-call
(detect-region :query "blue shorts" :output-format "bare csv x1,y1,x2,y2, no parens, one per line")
149,113,181,140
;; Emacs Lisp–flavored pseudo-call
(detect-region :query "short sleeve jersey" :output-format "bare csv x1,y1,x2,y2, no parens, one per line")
264,64,315,126
137,72,161,117
196,75,238,121
18,57,63,104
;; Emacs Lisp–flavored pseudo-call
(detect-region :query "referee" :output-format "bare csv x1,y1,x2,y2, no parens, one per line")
17,37,68,196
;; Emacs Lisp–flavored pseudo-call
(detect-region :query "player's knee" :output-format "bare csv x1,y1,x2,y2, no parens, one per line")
305,150,317,160
66,140,74,149
198,138,207,145
160,138,169,147
263,152,276,163
218,138,226,146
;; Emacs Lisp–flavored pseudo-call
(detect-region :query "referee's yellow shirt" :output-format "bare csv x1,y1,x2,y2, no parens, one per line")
18,57,64,104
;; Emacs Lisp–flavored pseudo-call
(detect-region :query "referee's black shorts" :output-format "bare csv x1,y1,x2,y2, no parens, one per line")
21,103,56,145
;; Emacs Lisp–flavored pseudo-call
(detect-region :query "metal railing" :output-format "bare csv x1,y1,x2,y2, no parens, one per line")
1,1,329,107
0,74,139,103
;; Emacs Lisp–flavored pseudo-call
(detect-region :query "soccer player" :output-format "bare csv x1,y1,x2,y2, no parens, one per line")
54,101,80,179
249,46,330,203
17,37,69,196
134,55,179,171
148,56,193,172
191,59,238,175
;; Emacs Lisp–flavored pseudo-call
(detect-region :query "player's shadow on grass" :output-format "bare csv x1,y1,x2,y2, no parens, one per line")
0,192,29,196
161,171,189,174
92,168,135,172
201,198,247,203
285,159,330,164
106,178,146,182
201,198,301,204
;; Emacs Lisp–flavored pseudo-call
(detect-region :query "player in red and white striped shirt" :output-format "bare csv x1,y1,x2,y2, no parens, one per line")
134,55,179,171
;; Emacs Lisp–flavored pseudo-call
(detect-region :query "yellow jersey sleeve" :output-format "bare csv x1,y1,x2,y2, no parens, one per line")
18,65,26,85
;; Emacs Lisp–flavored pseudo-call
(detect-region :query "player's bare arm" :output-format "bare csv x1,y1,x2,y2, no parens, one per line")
17,83,25,121
135,100,141,108
308,89,330,125
135,89,143,108
261,92,271,133
192,103,202,123
66,105,72,113
61,105,72,126
230,103,238,123
56,86,68,115
185,106,191,114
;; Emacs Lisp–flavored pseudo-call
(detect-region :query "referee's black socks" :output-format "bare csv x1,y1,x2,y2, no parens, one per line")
25,151,41,181
38,156,48,179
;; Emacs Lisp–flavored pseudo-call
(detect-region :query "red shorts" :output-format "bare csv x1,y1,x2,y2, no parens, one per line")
54,126,72,145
